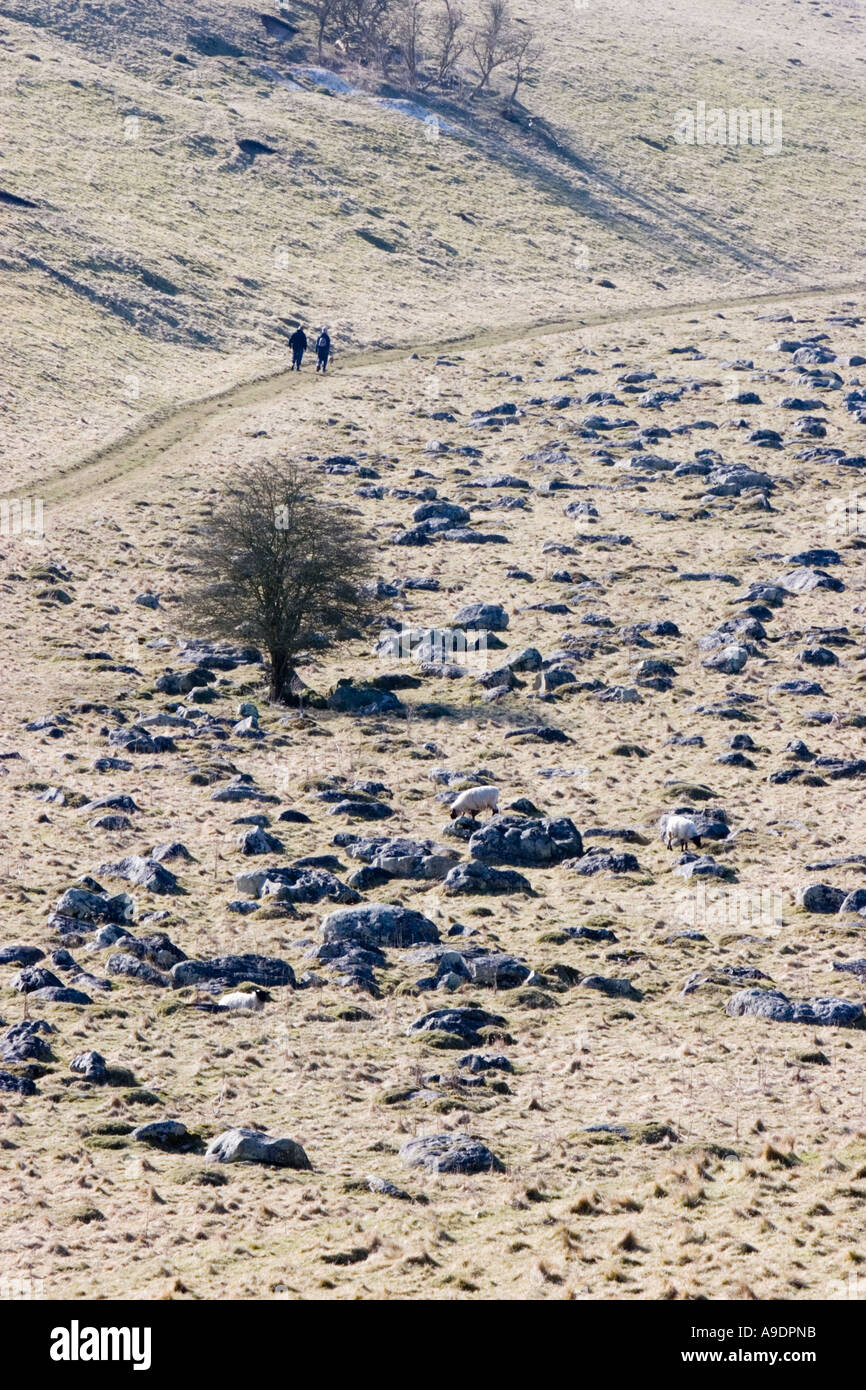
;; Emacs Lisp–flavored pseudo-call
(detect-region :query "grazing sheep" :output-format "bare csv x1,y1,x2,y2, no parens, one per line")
660,813,702,851
449,785,499,820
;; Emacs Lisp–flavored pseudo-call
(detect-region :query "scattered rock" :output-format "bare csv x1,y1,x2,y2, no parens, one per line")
408,1005,507,1045
322,903,439,948
107,953,171,987
98,856,181,895
795,883,847,913
1,1020,54,1064
468,815,582,868
727,990,863,1028
443,861,532,895
399,1133,504,1173
580,974,641,1000
70,1051,108,1083
130,1120,191,1150
171,954,295,989
205,1128,311,1168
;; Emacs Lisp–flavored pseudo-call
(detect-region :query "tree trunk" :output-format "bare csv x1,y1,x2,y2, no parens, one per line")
269,649,298,705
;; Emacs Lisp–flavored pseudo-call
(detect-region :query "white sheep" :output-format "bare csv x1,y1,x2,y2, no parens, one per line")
217,988,272,1012
659,813,702,852
449,785,499,821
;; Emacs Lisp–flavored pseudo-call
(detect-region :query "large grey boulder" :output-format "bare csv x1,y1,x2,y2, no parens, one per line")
702,644,749,675
91,815,133,831
150,842,194,865
171,953,295,989
154,666,215,695
327,679,402,715
206,1128,311,1168
111,932,186,970
328,799,394,820
108,726,176,755
0,1073,38,1096
344,836,459,882
212,780,279,804
321,903,439,949
453,602,509,632
413,500,470,526
107,953,170,987
0,1020,53,1064
98,856,181,895
509,647,543,673
408,1005,506,1043
468,815,582,868
777,567,845,594
237,827,284,856
0,944,44,967
796,883,847,913
580,975,641,1000
54,887,134,926
70,1051,108,1083
689,808,730,840
235,865,360,905
727,989,863,1028
131,1120,190,1149
82,794,141,816
443,861,532,895
465,954,530,989
673,855,737,881
399,1134,504,1174
567,849,641,875
175,640,261,670
11,967,62,993
31,986,92,1004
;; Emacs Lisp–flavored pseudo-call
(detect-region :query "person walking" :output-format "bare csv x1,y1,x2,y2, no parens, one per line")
315,328,331,373
289,324,307,371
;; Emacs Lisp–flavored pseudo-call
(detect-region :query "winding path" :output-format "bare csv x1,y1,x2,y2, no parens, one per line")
11,278,864,507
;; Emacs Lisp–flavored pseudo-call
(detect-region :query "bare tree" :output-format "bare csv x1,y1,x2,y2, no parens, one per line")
430,0,465,87
394,0,428,88
469,0,516,96
181,460,371,704
334,0,393,70
301,0,340,61
504,26,542,107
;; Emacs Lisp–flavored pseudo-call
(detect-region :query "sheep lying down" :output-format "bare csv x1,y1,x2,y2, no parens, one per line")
217,989,271,1012
449,785,499,820
659,813,702,851
189,987,273,1013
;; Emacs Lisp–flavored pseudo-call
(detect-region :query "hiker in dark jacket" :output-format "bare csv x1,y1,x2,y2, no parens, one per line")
315,328,331,373
289,325,307,371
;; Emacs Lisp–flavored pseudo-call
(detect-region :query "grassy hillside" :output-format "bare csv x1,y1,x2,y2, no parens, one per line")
2,0,866,1305
2,288,866,1298
2,0,863,488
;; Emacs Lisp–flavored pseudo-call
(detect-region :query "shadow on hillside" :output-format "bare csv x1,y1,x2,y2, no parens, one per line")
406,88,794,278
400,697,571,734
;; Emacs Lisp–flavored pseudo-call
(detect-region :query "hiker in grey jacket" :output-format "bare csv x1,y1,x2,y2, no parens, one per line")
315,328,331,373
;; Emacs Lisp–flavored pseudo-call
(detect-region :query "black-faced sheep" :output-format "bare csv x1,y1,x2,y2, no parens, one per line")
660,813,702,851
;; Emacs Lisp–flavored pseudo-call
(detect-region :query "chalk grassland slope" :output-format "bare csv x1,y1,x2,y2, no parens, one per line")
1,295,866,1299
522,0,866,280
1,0,864,487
